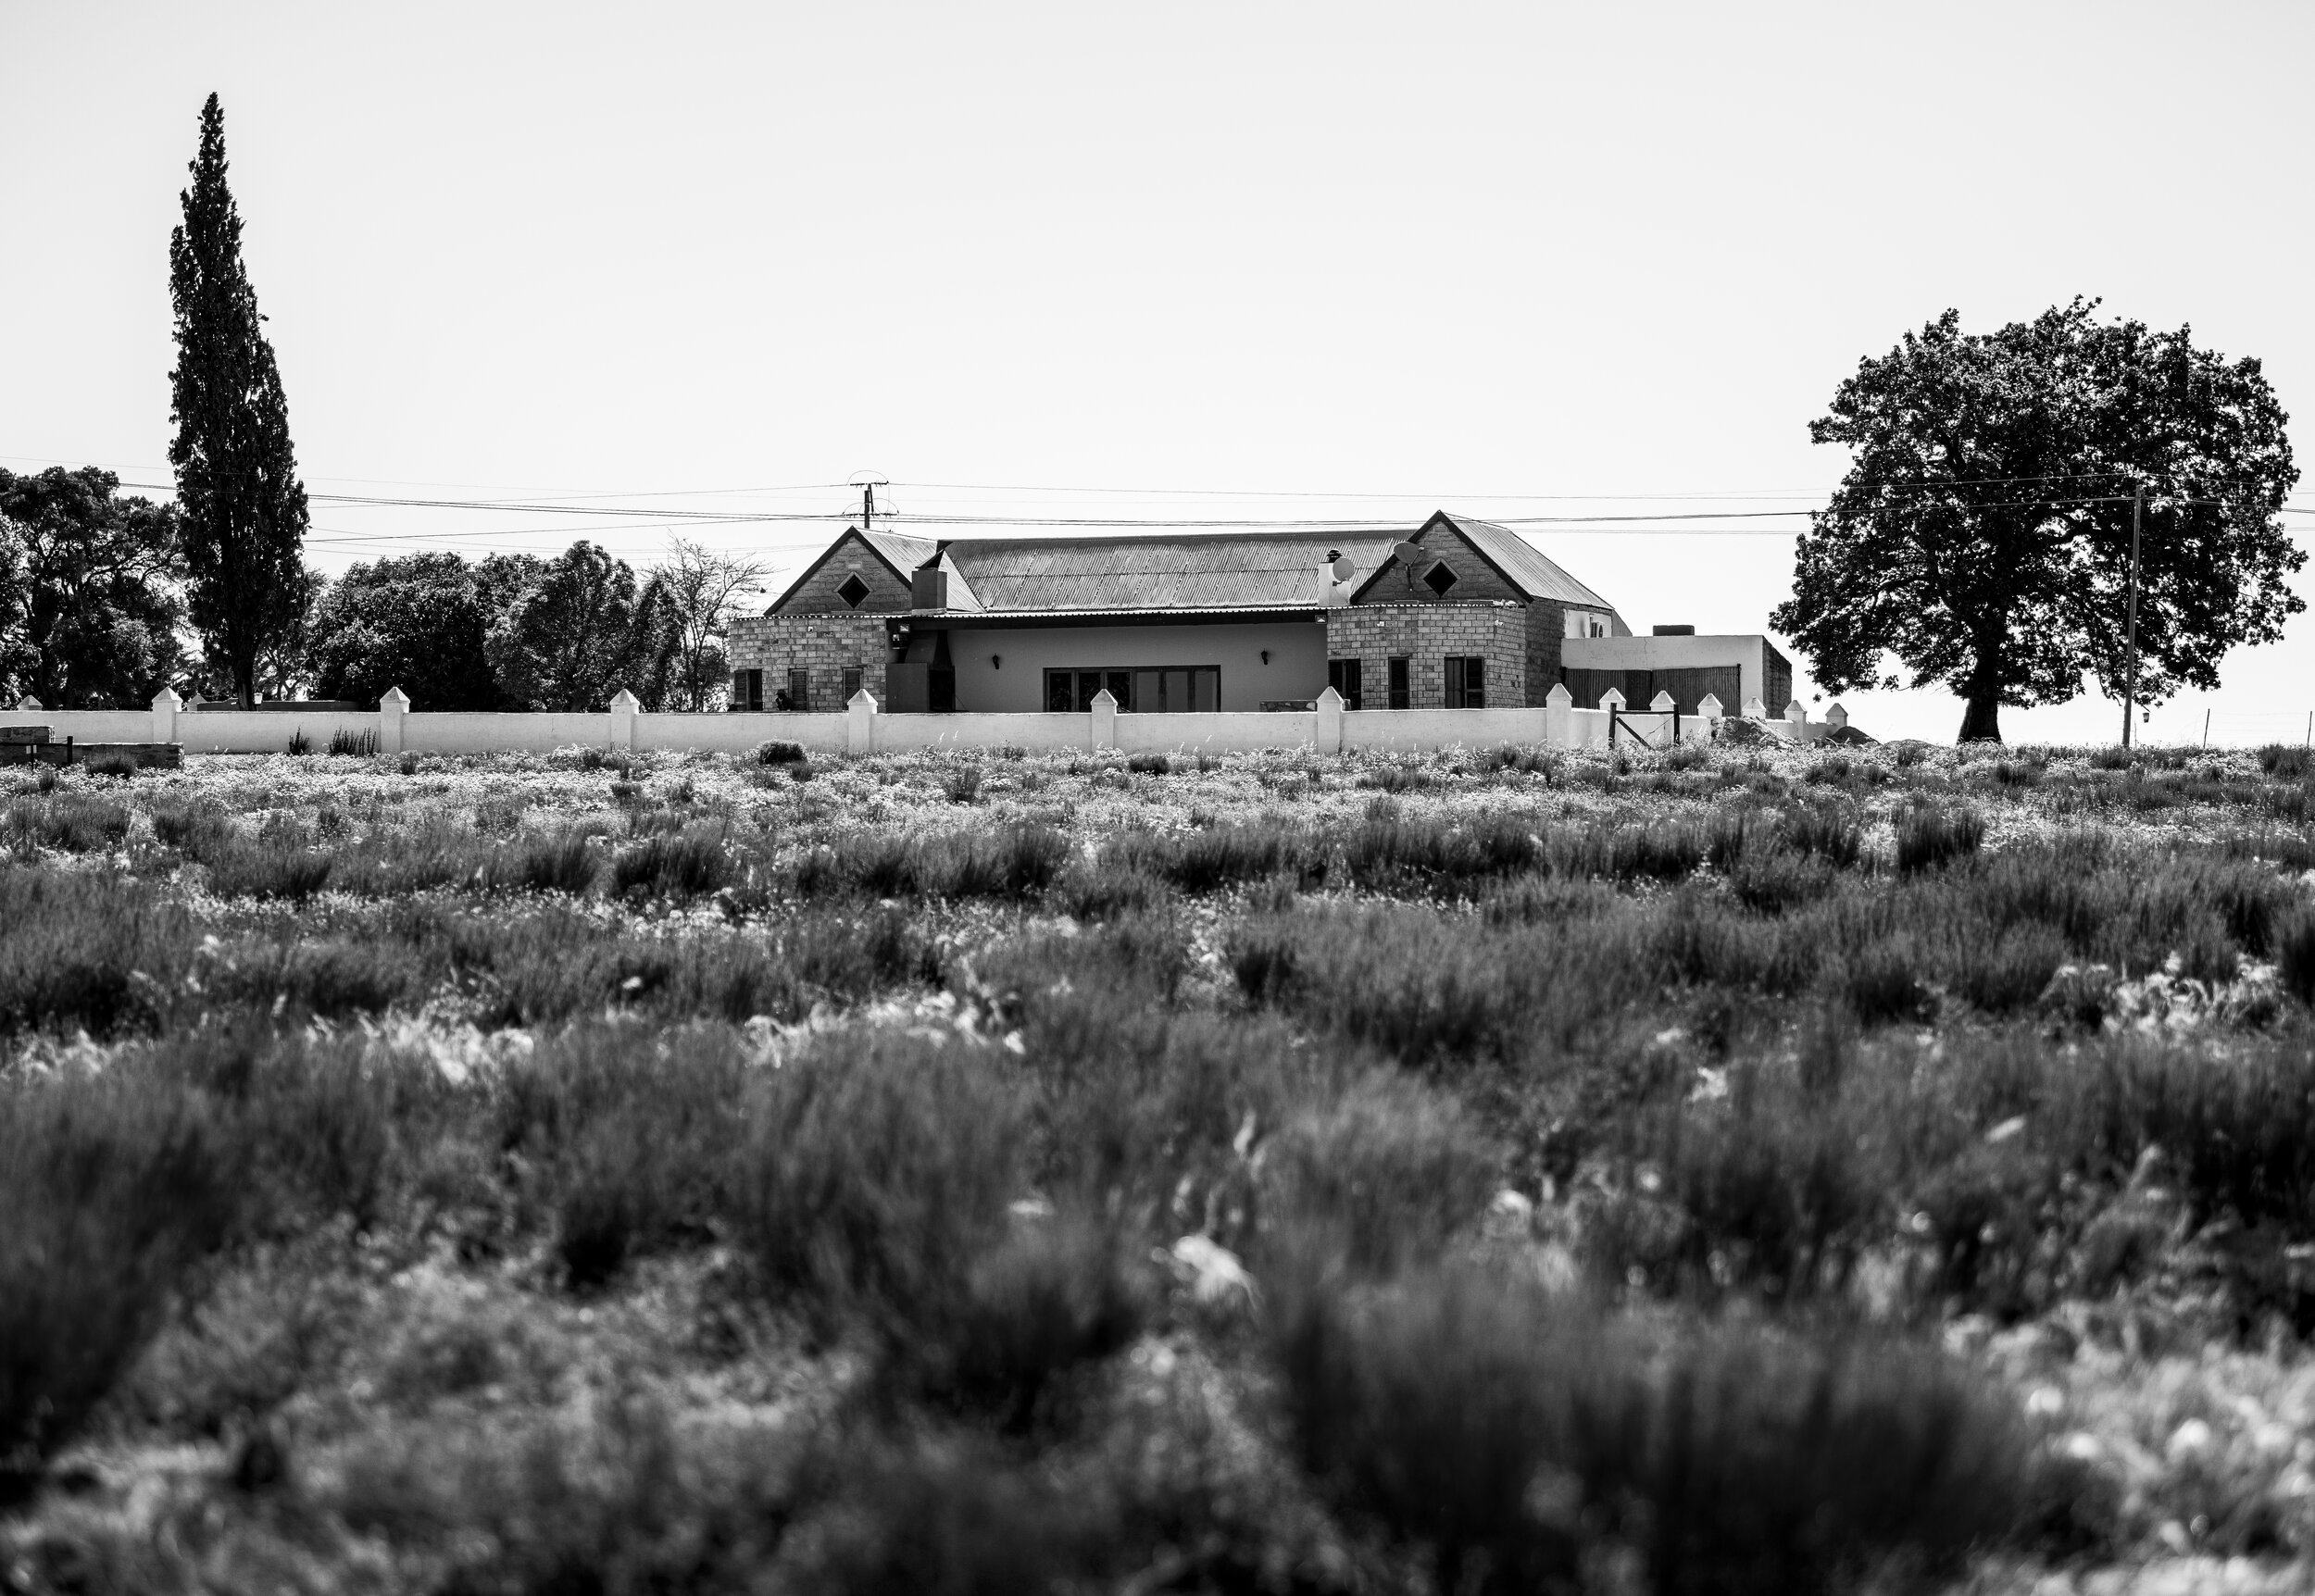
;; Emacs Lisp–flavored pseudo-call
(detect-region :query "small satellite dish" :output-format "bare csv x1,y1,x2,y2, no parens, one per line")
1329,555,1357,583
1391,541,1425,567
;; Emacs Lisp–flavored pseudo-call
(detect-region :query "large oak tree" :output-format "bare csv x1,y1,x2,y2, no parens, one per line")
169,94,310,708
1773,300,2300,742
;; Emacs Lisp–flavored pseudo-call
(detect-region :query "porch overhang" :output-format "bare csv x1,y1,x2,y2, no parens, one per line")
895,605,1327,631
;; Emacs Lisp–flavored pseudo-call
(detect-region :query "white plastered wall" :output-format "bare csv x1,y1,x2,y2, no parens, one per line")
937,620,1329,712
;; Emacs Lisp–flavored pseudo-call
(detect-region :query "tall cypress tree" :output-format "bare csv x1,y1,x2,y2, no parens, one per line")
169,93,309,707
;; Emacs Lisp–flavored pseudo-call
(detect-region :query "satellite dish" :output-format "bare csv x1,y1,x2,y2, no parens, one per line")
1330,555,1357,583
1391,541,1425,567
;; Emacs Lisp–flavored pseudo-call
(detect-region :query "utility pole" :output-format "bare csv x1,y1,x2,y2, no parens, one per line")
2121,484,2143,748
862,483,875,530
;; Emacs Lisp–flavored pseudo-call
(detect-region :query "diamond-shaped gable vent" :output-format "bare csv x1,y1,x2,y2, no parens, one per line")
1422,561,1459,596
836,572,871,608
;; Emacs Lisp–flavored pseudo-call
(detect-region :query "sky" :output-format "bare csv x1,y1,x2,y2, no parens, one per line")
3,0,2311,744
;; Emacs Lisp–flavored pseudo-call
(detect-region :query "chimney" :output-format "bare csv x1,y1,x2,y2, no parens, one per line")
1652,624,1696,636
911,565,948,609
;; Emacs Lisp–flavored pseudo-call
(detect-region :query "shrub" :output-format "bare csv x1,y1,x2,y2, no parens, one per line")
944,1207,1147,1423
1949,923,2068,1015
494,1026,749,1287
2258,743,2312,779
612,829,729,901
488,830,603,895
1270,1261,2034,1596
329,727,380,757
724,1022,1146,1414
150,797,233,859
397,752,419,776
205,842,334,900
83,752,140,779
157,1026,440,1232
0,870,194,1036
286,728,312,756
4,795,132,854
1358,762,1437,793
1840,938,1933,1027
2283,906,2315,1009
1896,806,1983,874
1127,752,1171,776
731,1033,1024,1338
1,1071,233,1497
942,767,983,804
755,740,807,766
1728,848,1834,916
209,937,430,1023
1109,820,1319,894
1782,804,1862,868
1261,1074,1500,1275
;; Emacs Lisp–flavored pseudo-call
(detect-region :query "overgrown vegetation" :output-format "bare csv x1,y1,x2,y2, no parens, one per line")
3,737,2311,1589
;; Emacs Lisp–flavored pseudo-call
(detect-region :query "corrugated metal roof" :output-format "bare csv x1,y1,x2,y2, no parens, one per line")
859,530,938,576
777,516,1624,617
945,530,1401,611
1433,514,1617,610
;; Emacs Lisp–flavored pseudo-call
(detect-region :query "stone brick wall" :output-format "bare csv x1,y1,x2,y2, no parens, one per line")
1351,523,1527,607
1524,600,1567,707
725,613,892,712
1322,603,1529,708
775,530,915,614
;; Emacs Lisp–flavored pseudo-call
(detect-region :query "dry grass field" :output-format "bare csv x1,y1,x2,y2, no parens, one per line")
6,733,2315,1594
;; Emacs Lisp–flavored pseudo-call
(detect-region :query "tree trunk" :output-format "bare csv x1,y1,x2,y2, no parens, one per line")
1957,693,2002,743
235,656,257,710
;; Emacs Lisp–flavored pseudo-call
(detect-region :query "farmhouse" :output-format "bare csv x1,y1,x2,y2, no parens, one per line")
728,511,1791,717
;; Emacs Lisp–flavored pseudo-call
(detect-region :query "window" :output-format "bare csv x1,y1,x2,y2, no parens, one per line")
730,669,763,712
1444,655,1485,709
1387,656,1409,709
836,571,871,609
1422,561,1459,597
1044,667,1218,712
841,667,862,703
1327,657,1362,710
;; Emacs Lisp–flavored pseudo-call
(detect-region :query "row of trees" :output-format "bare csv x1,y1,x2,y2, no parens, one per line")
307,536,765,712
0,96,769,716
0,477,763,712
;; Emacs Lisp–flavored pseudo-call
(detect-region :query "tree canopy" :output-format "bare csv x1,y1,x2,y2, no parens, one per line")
486,542,678,711
1772,300,2301,742
169,93,309,707
0,467,187,709
651,537,769,712
307,554,505,710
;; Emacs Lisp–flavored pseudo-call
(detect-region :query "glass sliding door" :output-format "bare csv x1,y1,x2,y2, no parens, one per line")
1043,665,1221,712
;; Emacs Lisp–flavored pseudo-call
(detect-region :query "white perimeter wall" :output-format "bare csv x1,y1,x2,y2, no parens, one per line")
940,621,1329,712
0,700,1733,758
